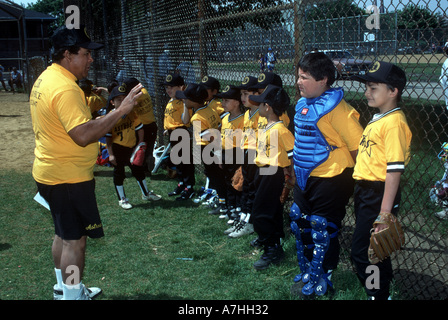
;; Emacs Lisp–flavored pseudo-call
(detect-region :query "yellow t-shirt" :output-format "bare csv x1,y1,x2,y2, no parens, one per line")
30,63,98,185
164,98,191,130
106,113,143,148
310,99,363,178
241,108,260,150
220,112,245,149
207,98,225,117
258,112,290,130
255,121,294,168
133,88,155,125
86,92,106,114
191,105,221,146
353,108,412,182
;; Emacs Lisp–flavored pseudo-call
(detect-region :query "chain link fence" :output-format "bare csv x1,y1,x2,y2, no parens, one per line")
77,0,448,299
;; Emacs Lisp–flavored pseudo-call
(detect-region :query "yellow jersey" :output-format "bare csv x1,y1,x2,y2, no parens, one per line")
86,92,106,114
191,105,221,146
164,98,191,130
106,113,143,148
311,99,363,178
30,63,98,185
220,112,245,149
353,108,412,182
133,88,155,125
255,121,294,168
207,98,225,117
241,108,260,150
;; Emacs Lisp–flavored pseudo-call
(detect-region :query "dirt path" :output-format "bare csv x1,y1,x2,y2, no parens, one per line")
0,92,35,172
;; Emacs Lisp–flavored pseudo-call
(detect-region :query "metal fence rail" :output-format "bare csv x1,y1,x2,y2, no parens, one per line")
79,0,448,300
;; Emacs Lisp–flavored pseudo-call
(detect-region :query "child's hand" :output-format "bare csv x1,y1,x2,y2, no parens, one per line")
109,154,117,166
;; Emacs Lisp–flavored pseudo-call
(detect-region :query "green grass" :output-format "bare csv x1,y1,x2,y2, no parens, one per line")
0,166,371,301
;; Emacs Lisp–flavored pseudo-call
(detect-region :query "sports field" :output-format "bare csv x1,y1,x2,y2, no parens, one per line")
0,91,372,302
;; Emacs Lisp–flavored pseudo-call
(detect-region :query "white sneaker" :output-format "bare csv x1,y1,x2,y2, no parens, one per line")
434,209,448,220
142,191,162,201
228,222,254,238
57,284,102,300
119,198,133,210
224,223,237,235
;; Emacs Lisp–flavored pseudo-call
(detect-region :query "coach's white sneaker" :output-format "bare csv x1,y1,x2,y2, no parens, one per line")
142,191,162,201
119,198,132,210
58,283,102,300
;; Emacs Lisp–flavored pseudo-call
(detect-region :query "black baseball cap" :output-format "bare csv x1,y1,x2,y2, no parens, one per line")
215,85,241,101
237,76,258,90
249,72,283,89
163,73,185,87
108,84,127,101
175,83,208,104
351,61,406,92
249,84,290,112
51,25,103,50
201,76,220,91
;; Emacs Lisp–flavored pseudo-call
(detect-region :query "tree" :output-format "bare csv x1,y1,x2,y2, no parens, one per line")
27,0,64,32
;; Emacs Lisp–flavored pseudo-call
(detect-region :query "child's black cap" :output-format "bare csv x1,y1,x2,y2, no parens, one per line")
249,72,283,89
237,76,258,90
109,84,127,101
175,83,208,104
163,73,184,87
201,76,220,91
215,85,241,101
249,85,290,113
351,61,406,92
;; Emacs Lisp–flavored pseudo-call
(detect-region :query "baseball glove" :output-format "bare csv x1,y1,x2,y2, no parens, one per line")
130,142,147,166
368,212,405,264
232,166,243,192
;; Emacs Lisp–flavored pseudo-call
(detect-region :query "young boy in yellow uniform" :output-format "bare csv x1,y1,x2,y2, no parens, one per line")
224,76,260,237
212,85,245,229
351,61,412,300
201,76,225,117
177,83,222,200
291,52,363,298
123,77,158,175
106,85,161,209
162,74,195,197
249,85,295,270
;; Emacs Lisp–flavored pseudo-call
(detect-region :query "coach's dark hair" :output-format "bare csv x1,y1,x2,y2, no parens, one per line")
52,45,81,63
297,52,336,87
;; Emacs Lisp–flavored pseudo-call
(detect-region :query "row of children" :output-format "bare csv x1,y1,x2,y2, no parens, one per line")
162,71,294,271
84,51,412,300
163,52,413,300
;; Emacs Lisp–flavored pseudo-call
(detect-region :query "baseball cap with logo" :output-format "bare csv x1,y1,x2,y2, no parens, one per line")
51,25,103,51
249,72,283,90
163,73,185,87
108,84,127,101
201,76,220,91
351,61,406,92
249,84,290,113
175,83,208,104
237,76,258,90
215,85,241,101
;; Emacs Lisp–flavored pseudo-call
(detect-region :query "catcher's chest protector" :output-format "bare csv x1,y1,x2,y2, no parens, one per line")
293,88,343,190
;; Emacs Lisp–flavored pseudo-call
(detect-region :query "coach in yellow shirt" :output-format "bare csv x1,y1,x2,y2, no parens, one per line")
30,25,143,300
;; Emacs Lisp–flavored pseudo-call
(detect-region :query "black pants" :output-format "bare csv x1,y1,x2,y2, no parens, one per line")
201,145,226,198
169,128,195,187
252,166,285,246
293,168,354,271
240,150,258,217
351,180,401,300
112,143,146,188
222,148,244,208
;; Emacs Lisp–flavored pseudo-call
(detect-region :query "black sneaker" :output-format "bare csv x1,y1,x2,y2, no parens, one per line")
253,244,285,270
168,184,184,196
208,202,227,215
250,237,263,249
175,188,195,201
